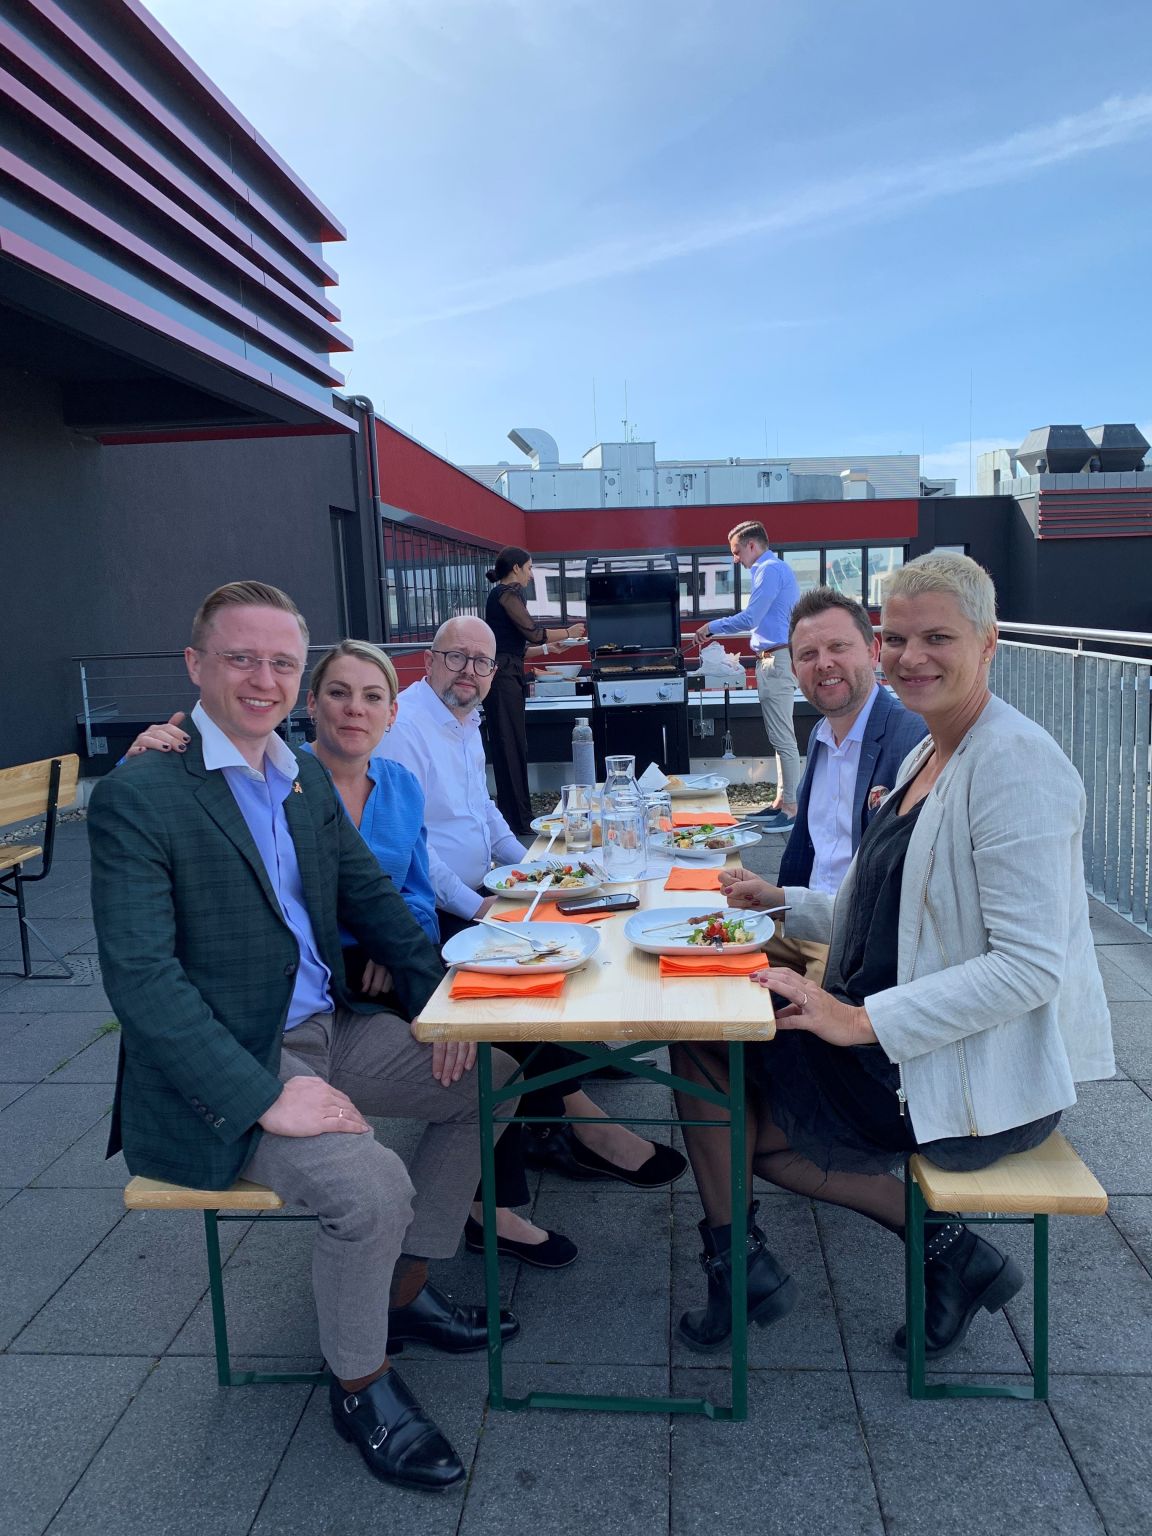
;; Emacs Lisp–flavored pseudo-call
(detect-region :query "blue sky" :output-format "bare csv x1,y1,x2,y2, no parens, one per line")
148,0,1152,489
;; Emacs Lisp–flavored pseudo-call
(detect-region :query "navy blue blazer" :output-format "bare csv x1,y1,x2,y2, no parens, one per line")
778,686,928,889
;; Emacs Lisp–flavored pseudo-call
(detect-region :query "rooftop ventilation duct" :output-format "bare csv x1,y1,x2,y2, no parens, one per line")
1085,424,1148,473
508,427,560,470
1016,425,1094,476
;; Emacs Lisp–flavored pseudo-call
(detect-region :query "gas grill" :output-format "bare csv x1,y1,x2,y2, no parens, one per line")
585,556,691,775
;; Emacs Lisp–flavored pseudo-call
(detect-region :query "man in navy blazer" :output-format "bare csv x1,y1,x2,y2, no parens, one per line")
721,588,927,982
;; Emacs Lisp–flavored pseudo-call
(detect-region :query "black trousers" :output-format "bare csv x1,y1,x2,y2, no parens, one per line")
487,654,533,834
436,908,583,1208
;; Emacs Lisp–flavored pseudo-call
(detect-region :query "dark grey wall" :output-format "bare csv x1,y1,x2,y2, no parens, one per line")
0,364,374,769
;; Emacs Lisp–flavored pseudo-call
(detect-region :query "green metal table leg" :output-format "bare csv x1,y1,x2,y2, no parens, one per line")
478,1044,506,1409
203,1209,233,1388
904,1169,927,1400
1032,1214,1050,1400
727,1042,748,1422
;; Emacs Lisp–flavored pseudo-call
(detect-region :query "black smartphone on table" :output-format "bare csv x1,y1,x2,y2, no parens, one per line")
554,892,640,915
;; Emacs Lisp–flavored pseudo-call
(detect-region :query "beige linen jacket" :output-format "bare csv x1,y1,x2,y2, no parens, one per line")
782,694,1115,1144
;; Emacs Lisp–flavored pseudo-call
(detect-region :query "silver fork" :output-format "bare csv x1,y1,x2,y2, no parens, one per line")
473,913,565,957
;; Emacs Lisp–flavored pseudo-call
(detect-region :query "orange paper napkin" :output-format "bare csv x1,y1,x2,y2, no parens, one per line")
670,811,737,827
658,952,766,978
664,867,723,891
493,904,612,925
450,970,566,999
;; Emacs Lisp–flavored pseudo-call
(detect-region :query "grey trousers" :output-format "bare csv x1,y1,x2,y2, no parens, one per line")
755,649,801,805
242,1007,516,1379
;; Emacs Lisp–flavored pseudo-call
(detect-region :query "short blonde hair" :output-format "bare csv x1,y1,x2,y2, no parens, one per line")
883,551,997,635
309,639,399,700
191,581,309,649
728,520,769,548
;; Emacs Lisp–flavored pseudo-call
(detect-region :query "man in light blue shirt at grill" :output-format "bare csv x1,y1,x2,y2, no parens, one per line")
690,519,801,829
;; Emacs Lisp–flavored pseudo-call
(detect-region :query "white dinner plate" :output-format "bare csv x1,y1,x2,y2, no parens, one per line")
662,773,731,799
648,827,762,862
442,921,601,975
484,860,604,900
529,813,565,836
623,906,773,957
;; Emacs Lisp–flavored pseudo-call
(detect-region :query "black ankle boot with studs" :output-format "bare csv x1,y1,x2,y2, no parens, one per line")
893,1222,1024,1360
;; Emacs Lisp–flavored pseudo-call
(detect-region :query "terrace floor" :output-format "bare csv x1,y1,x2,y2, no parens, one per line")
3,819,1152,1536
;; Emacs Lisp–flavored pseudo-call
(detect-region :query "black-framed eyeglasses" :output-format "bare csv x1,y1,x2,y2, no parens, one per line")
430,648,497,678
194,649,304,676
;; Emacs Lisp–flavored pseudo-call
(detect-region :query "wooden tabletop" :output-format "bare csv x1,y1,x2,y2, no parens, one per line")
413,790,777,1045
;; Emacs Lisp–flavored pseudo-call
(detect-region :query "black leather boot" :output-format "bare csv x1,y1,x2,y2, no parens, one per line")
893,1225,1024,1359
677,1203,796,1353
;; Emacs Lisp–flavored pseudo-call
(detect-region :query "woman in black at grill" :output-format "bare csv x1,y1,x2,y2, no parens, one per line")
484,546,585,835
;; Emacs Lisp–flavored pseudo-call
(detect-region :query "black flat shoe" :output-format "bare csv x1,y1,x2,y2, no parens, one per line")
677,1203,796,1353
523,1124,687,1188
330,1368,464,1491
893,1227,1024,1360
463,1215,578,1268
388,1281,520,1354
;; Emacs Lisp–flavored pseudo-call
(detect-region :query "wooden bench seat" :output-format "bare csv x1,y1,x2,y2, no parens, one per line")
0,844,42,874
124,1174,284,1212
904,1131,1107,1402
1,753,79,979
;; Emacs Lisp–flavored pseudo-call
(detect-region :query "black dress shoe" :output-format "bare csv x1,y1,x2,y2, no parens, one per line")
330,1369,464,1492
463,1214,578,1268
677,1203,796,1353
388,1281,520,1354
893,1227,1024,1360
523,1123,687,1188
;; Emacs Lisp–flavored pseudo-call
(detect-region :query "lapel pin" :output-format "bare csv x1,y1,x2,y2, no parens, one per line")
292,781,303,794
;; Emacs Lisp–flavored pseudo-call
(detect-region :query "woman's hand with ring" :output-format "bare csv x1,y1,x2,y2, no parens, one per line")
750,967,877,1047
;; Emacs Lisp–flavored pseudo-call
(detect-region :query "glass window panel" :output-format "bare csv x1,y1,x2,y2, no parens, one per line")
698,554,739,617
825,548,864,602
526,559,563,623
866,546,905,607
781,549,821,596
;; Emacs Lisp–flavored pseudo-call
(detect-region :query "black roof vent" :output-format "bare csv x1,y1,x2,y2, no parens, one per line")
1085,424,1148,473
1016,425,1095,476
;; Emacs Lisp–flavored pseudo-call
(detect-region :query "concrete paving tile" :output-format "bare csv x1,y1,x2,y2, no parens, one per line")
0,1010,27,1037
1106,1000,1152,1079
0,1082,114,1184
0,975,111,1013
815,1202,1029,1374
0,1081,34,1109
32,1112,127,1187
0,1186,19,1209
1087,900,1152,946
512,1188,671,1365
671,1189,846,1370
1060,1080,1152,1194
11,1206,251,1356
169,1216,319,1361
853,1371,1106,1536
1094,952,1152,1003
1001,1212,1152,1375
44,1356,309,1536
1106,1195,1152,1274
1048,1375,1152,1536
0,1187,125,1347
1101,943,1152,993
21,877,96,921
461,1364,670,1536
0,916,96,960
48,1028,120,1083
253,1361,489,1532
0,1354,151,1536
0,1013,114,1082
671,1367,883,1536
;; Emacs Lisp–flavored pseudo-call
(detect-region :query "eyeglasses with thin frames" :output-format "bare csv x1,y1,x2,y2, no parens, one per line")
194,649,304,676
430,648,497,678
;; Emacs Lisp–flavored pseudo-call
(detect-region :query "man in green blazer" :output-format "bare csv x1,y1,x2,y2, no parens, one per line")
89,580,518,1494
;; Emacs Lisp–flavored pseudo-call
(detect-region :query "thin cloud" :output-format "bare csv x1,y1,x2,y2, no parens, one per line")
385,92,1152,334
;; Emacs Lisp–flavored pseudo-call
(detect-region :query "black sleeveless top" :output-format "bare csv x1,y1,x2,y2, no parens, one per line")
485,582,544,657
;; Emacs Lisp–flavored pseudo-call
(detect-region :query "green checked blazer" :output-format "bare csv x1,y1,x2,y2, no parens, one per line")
88,720,444,1190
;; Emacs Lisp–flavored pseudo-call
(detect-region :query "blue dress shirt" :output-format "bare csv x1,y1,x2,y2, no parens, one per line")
345,756,439,945
707,549,799,651
192,703,332,1031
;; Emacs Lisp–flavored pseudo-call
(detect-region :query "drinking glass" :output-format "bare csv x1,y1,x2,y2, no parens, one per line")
603,754,641,808
601,802,647,881
561,783,594,852
643,790,673,840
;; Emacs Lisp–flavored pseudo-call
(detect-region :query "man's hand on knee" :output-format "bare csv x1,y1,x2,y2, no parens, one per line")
258,1075,370,1136
412,1024,477,1087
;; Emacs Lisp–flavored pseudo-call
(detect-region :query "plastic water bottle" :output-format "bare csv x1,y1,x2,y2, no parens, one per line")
571,716,596,787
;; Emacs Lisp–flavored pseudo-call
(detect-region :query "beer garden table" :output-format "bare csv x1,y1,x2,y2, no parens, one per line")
413,789,776,1421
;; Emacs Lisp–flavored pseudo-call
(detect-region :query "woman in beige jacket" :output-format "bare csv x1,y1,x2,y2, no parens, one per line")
671,551,1114,1358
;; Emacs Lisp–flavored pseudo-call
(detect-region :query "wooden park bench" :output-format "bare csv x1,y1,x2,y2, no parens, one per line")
904,1131,1108,1401
124,1174,325,1387
0,753,79,980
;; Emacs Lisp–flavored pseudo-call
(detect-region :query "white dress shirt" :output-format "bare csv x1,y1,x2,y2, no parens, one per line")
806,685,878,896
377,679,526,918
